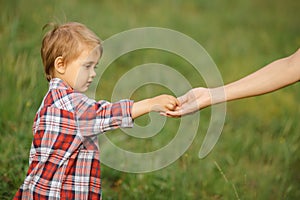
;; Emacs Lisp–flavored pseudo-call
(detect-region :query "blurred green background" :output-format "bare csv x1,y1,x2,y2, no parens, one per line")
0,0,299,199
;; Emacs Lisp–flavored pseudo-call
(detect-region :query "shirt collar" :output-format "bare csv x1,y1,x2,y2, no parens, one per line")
49,78,73,90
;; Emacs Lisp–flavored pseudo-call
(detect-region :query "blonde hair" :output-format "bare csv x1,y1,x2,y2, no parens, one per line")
41,22,102,81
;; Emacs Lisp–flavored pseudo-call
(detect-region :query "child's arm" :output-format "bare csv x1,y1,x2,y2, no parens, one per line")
132,94,179,119
74,94,179,138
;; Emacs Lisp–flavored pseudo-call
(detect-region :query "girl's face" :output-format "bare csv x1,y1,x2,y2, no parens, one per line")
64,46,101,92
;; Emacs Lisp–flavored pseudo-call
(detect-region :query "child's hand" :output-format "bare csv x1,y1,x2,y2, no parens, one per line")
149,94,180,113
131,94,180,119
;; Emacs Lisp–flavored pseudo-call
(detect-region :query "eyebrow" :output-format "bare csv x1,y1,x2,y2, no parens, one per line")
83,61,98,65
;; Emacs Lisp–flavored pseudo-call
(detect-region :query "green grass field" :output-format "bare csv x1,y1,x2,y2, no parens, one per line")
1,0,300,199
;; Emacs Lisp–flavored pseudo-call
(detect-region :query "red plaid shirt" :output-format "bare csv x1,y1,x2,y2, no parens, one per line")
14,78,133,200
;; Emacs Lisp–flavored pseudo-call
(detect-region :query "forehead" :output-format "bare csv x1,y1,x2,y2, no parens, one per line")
79,46,101,63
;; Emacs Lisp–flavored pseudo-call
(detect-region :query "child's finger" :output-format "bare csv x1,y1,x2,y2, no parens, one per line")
166,103,175,111
174,97,180,106
170,100,181,110
169,97,180,107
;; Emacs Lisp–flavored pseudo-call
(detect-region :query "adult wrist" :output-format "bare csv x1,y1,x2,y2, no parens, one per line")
209,87,226,105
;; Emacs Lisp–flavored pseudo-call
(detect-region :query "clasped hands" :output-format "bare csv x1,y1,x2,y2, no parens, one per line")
154,87,212,117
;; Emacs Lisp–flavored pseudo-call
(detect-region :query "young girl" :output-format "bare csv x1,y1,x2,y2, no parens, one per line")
14,22,179,199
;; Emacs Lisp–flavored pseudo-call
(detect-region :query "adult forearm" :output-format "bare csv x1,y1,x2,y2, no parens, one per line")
223,50,300,102
165,49,300,117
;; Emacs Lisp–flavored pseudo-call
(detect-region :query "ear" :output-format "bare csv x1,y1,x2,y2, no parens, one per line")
54,56,66,74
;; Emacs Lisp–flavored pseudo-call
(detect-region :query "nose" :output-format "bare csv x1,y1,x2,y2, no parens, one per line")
90,68,96,78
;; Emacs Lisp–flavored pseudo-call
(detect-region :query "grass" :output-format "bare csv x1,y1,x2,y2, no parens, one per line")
0,0,300,199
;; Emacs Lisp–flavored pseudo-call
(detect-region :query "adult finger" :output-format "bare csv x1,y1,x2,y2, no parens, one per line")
177,93,188,105
165,109,183,117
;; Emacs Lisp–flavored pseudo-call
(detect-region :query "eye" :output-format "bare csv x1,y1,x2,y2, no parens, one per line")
84,64,92,69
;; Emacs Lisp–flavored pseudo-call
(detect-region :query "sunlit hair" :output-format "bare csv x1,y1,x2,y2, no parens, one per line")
41,22,102,81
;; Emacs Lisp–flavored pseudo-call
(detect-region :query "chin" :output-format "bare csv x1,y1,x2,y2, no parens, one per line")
82,88,88,92
77,87,88,93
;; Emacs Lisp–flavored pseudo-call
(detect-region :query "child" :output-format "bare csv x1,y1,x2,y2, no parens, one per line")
14,22,179,200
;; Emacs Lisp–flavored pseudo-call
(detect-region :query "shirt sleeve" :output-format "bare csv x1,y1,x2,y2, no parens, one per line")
72,92,134,137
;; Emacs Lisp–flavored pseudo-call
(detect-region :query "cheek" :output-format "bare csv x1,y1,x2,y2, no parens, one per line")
75,68,89,84
80,67,89,77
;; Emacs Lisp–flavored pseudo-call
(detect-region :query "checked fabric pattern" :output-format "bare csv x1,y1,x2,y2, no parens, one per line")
14,78,133,200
